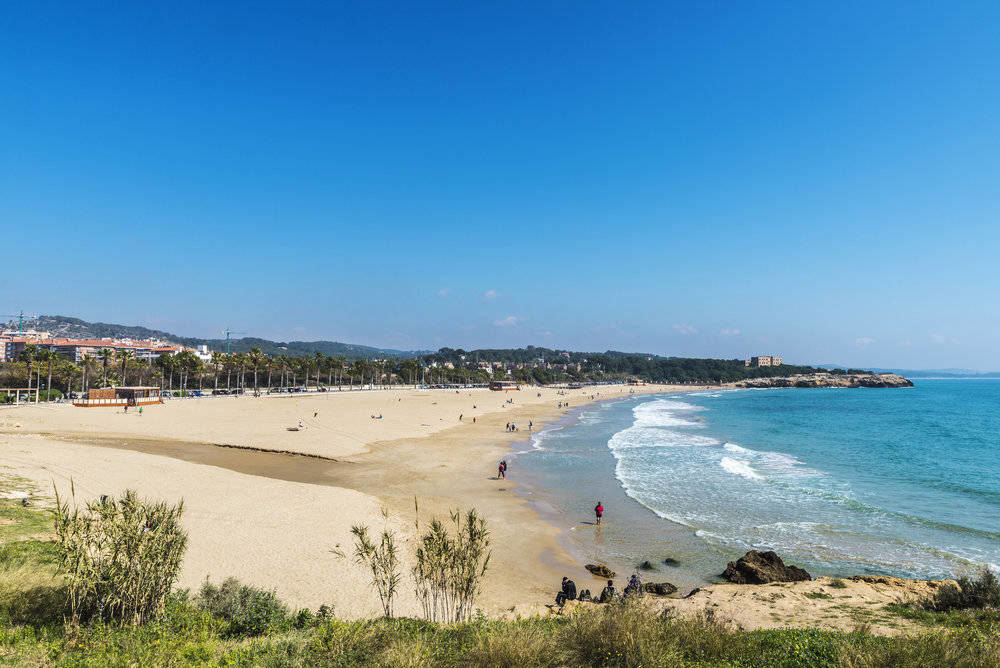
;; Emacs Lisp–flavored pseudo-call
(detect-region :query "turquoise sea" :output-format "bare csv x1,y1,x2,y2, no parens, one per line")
513,380,1000,587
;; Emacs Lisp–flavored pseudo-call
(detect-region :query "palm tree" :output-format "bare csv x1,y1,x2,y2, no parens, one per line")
97,348,113,387
155,353,174,390
18,345,43,402
248,348,264,393
116,349,134,387
233,353,248,391
81,353,95,392
211,352,223,391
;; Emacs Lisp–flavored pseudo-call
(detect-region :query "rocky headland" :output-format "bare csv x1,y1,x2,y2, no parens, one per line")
733,372,913,389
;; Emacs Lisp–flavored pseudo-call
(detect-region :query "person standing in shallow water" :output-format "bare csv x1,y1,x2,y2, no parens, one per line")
594,501,604,525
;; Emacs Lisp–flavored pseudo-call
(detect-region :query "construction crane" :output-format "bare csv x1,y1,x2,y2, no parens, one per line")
222,329,247,355
0,311,39,334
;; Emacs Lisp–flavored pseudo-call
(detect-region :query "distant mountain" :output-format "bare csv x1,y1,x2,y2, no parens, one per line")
1,315,427,360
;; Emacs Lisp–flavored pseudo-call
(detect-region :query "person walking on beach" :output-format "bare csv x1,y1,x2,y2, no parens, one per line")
594,501,604,525
498,460,506,479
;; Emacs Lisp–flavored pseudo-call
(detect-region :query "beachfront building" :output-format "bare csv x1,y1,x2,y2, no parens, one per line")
73,386,163,407
747,356,783,367
489,380,521,391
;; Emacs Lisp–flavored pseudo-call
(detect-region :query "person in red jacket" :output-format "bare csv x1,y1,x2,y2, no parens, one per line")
594,501,604,525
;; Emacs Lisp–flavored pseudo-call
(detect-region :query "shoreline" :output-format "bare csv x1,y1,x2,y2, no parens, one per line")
0,384,688,617
504,393,729,595
1,382,969,633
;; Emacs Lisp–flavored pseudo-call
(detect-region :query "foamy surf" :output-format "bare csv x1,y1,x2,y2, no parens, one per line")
720,456,761,479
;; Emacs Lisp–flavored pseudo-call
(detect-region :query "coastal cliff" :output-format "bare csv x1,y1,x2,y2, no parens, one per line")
733,372,913,389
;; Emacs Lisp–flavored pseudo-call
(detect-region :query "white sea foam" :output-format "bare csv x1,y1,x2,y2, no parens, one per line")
723,442,750,454
609,427,719,450
720,456,761,479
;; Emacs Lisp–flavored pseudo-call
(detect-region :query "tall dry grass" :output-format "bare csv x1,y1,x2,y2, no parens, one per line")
52,485,187,625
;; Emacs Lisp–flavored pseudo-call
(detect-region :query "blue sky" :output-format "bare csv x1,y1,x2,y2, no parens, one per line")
2,2,999,368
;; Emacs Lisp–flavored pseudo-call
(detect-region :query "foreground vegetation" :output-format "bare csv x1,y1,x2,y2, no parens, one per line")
3,479,999,666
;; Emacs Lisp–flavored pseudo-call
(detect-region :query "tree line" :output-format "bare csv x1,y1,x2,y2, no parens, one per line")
0,344,848,402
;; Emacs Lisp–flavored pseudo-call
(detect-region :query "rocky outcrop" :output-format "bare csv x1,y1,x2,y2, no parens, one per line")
734,373,912,389
644,582,678,596
721,551,812,584
585,564,616,579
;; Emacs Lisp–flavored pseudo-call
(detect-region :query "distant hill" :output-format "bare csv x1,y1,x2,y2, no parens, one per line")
872,368,1000,379
818,364,1000,379
1,315,426,360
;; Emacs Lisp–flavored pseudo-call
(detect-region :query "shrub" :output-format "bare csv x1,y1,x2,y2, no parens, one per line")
53,486,187,625
197,577,289,636
924,568,1000,612
37,389,63,402
830,578,848,589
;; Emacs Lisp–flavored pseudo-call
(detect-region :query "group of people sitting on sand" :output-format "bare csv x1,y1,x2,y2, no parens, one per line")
555,573,644,608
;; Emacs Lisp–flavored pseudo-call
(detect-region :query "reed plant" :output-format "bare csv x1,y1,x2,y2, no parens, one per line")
52,484,187,626
333,508,401,618
412,499,491,623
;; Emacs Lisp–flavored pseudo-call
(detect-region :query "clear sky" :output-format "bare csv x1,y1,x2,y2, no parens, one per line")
3,2,999,368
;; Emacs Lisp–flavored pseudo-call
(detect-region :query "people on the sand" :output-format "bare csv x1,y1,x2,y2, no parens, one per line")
498,460,506,479
595,501,604,525
528,421,533,431
600,580,616,603
505,422,510,432
555,576,577,607
624,573,644,598
459,414,463,421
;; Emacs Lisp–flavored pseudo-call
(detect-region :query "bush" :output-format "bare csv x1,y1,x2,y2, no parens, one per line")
53,487,187,626
37,389,63,402
924,568,1000,612
197,577,289,636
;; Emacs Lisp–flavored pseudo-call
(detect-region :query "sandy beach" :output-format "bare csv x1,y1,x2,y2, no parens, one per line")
0,384,684,618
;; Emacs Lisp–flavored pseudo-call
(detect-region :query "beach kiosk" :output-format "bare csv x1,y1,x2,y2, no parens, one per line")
489,380,521,391
73,386,163,407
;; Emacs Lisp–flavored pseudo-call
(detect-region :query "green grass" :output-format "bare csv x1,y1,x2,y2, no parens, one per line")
885,603,1000,629
805,591,834,600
